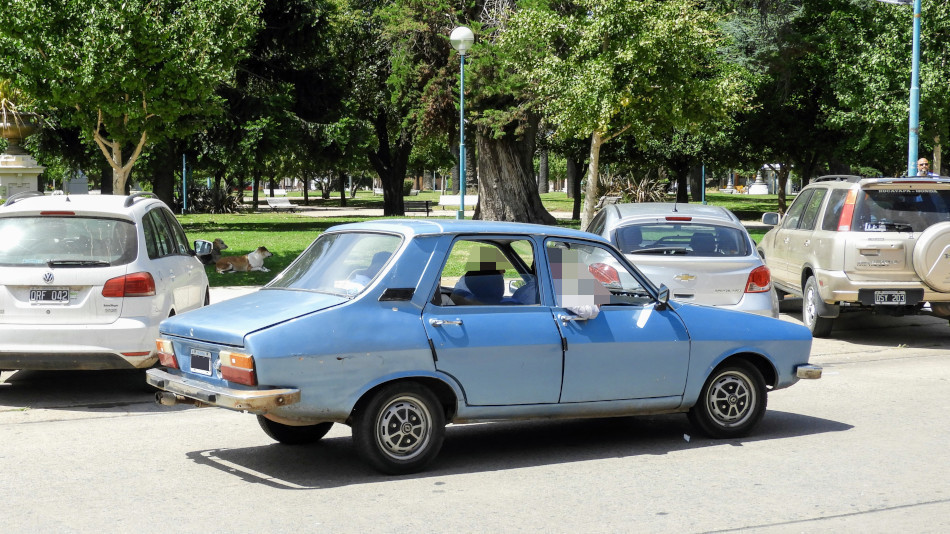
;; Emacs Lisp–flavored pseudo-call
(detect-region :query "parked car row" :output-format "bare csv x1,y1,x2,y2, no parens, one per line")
1,191,822,475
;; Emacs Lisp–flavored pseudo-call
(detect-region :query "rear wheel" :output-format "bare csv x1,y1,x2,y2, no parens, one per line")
352,383,445,475
688,361,767,438
803,276,834,337
257,416,333,445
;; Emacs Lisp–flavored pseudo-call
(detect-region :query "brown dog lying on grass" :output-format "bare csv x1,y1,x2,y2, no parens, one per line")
211,238,228,262
215,246,273,273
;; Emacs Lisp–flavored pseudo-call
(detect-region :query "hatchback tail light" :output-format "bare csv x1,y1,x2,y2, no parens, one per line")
745,265,772,293
102,272,156,297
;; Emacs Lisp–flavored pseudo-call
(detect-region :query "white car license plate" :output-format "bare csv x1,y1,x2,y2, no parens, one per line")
190,349,212,375
874,290,906,305
30,288,70,303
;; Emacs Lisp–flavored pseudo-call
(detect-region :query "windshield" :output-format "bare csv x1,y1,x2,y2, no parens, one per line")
0,216,137,267
267,231,402,296
614,222,750,257
853,188,950,232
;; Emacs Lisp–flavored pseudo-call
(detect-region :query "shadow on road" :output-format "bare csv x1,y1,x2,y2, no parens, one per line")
185,411,852,489
0,369,165,412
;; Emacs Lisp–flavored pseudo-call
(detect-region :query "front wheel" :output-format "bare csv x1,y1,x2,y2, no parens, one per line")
803,276,834,337
352,383,445,475
688,361,767,439
257,416,333,445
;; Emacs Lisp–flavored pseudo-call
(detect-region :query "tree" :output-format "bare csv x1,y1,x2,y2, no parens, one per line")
502,0,752,227
0,0,263,194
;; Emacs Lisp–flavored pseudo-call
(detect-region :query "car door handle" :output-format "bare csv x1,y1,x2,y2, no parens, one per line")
803,240,811,247
557,314,588,324
783,237,790,244
429,318,462,326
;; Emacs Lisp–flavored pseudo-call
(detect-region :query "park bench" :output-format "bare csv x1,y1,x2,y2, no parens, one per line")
265,196,296,212
438,194,478,208
404,200,431,217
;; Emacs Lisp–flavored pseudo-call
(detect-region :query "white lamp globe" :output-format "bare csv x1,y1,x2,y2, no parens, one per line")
450,26,475,55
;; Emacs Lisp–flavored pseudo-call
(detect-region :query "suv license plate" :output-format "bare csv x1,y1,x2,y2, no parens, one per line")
874,291,906,305
30,288,70,303
190,350,212,375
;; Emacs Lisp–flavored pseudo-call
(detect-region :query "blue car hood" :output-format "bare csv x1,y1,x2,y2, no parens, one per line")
160,289,348,346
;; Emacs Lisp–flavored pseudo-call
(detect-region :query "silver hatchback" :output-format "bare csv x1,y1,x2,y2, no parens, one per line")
587,202,777,317
0,191,210,370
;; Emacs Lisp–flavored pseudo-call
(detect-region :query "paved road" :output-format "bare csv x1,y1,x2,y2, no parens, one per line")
1,294,948,533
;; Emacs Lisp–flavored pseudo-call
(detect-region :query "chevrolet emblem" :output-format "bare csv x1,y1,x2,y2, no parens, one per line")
673,273,696,282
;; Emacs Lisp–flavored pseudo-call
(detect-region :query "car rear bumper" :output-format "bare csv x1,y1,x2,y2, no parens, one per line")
817,269,950,304
0,317,158,370
146,367,301,413
795,364,822,379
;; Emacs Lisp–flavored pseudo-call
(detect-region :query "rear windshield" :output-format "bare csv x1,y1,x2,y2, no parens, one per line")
613,223,750,257
0,216,137,267
853,188,950,232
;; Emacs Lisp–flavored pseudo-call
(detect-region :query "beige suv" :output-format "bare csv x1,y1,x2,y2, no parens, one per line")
757,175,950,337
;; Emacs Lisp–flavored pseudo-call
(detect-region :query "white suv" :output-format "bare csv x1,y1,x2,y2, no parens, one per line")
758,175,950,337
0,191,210,370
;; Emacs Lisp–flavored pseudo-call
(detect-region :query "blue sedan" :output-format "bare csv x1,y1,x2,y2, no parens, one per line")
147,220,820,475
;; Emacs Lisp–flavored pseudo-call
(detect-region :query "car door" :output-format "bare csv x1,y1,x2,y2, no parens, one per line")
422,237,564,406
544,240,691,402
768,189,814,285
159,207,206,309
783,188,827,286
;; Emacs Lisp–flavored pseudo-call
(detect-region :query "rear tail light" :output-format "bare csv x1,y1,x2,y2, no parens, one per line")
745,265,772,293
220,350,257,386
156,338,178,369
836,189,859,231
102,272,156,297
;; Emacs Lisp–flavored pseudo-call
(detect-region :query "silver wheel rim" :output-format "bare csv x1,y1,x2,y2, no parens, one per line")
706,370,756,427
375,395,432,460
804,284,819,328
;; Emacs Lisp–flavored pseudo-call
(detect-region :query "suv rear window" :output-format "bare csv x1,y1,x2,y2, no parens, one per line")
0,216,137,267
852,188,950,232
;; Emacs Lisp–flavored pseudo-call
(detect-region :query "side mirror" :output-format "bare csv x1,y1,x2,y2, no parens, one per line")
761,212,780,226
194,239,214,265
655,284,671,310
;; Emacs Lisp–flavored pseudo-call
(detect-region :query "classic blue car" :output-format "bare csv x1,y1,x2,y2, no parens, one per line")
147,220,820,474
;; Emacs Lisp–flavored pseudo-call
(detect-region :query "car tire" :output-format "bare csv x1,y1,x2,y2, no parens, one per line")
803,276,834,337
688,361,767,439
257,416,333,445
352,383,445,475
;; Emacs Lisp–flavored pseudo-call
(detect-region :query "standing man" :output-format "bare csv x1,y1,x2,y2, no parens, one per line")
917,158,938,176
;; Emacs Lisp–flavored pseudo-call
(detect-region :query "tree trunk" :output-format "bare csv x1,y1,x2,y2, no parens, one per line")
339,170,347,207
934,135,942,176
538,149,549,194
367,111,409,216
689,165,703,203
152,142,176,208
566,157,578,199
475,116,555,225
580,132,606,229
251,169,261,210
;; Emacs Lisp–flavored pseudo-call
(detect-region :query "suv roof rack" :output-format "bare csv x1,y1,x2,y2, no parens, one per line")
813,175,864,183
123,191,158,208
2,190,45,207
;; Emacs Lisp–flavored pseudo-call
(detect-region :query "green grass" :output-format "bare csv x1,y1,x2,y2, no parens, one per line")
187,191,780,286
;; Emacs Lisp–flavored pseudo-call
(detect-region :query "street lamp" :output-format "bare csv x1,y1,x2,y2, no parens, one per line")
450,26,474,219
878,0,921,176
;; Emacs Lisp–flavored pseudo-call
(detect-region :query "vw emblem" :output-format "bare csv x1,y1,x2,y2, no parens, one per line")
43,272,55,284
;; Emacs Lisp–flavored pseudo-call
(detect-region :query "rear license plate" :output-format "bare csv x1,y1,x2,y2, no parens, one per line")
874,290,906,305
30,288,70,303
190,349,212,376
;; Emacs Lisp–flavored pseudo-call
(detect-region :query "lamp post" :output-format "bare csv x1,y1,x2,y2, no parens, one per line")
878,0,921,176
450,26,474,219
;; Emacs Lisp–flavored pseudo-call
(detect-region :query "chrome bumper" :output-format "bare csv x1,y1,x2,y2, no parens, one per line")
146,368,301,412
795,364,823,379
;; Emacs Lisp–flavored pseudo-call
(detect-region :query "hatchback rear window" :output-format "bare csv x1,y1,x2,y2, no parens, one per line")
0,216,137,266
615,223,750,257
852,189,950,232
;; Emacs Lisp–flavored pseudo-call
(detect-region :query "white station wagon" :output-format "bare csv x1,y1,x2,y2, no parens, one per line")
0,191,210,371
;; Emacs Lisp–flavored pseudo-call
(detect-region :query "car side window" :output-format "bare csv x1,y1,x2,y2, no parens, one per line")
545,240,652,310
587,210,607,235
781,189,814,230
436,238,537,306
798,188,828,231
160,208,192,255
820,190,849,231
143,209,176,259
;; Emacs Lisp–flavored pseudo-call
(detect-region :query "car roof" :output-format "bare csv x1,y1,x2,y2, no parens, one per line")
0,192,163,219
599,202,740,227
326,219,608,243
811,175,950,187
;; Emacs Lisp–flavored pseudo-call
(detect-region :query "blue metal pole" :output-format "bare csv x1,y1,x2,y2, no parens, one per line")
457,54,466,220
701,164,706,204
906,0,922,177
